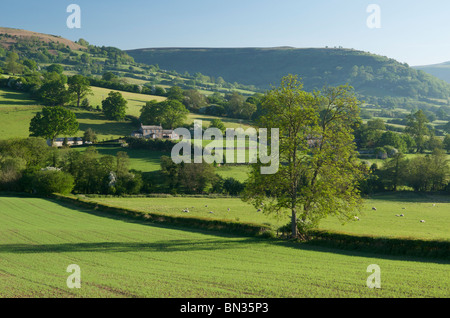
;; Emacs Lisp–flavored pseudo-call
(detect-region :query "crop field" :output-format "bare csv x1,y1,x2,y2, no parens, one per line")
0,195,448,298
83,192,450,241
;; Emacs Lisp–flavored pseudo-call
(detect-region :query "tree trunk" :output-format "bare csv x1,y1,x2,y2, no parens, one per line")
291,207,298,238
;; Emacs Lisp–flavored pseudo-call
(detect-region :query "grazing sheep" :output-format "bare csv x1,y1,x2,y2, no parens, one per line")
395,214,400,217
227,208,230,212
257,209,262,212
420,220,426,223
354,216,360,221
400,214,404,217
209,211,213,214
432,204,436,207
372,207,377,211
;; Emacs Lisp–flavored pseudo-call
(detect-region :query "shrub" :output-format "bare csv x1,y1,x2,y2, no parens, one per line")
31,169,74,195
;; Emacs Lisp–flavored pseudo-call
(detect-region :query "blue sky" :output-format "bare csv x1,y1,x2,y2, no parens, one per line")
1,0,450,66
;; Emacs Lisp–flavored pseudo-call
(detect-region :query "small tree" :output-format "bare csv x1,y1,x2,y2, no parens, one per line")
68,75,92,107
83,128,97,143
102,91,128,120
405,110,430,153
209,119,226,134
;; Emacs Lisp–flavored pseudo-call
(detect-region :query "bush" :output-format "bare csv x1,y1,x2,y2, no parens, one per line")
30,169,74,195
223,177,245,195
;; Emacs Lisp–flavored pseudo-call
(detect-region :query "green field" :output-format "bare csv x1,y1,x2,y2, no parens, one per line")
87,86,166,117
83,192,450,241
0,195,448,298
0,89,42,139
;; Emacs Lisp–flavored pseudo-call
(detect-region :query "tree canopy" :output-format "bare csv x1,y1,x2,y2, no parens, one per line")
243,75,367,238
29,106,79,142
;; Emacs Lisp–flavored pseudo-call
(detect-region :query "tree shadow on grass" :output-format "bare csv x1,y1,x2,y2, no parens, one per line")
0,91,36,106
367,191,450,204
0,238,256,254
4,195,448,265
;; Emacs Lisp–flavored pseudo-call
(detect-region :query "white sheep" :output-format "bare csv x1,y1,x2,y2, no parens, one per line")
420,220,426,223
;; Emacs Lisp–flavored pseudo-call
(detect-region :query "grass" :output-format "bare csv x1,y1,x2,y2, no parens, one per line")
82,192,450,242
0,89,43,139
0,195,448,298
87,86,166,117
0,86,165,141
77,146,167,172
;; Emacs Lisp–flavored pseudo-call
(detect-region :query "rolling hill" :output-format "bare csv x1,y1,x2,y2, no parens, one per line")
414,61,450,84
0,27,85,51
126,47,450,102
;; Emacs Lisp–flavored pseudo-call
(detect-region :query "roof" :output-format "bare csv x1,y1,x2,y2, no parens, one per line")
141,124,162,130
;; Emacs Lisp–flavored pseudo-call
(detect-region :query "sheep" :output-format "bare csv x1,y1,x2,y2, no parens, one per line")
209,211,214,214
400,214,404,217
227,208,230,212
354,216,360,221
372,207,377,211
257,209,262,212
395,214,400,217
420,220,426,223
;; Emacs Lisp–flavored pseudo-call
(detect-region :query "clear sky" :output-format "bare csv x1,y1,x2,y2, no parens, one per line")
1,0,450,66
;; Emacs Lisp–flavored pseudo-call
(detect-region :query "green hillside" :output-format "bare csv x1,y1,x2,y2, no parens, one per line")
414,61,450,84
126,47,450,103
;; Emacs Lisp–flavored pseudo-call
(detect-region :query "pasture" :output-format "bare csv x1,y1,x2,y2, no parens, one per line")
83,192,450,241
0,195,448,298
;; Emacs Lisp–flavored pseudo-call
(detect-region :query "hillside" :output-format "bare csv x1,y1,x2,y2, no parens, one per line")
0,27,257,96
0,27,85,51
127,47,450,102
414,61,450,84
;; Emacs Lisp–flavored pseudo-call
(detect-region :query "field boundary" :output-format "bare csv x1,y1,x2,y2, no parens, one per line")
51,194,273,238
308,230,450,260
3,192,448,260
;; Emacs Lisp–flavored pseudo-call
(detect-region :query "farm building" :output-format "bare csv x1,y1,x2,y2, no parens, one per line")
131,124,179,140
47,137,84,147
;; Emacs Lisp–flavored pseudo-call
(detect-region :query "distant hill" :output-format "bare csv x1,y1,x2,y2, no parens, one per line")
127,47,450,101
414,61,450,84
0,27,85,51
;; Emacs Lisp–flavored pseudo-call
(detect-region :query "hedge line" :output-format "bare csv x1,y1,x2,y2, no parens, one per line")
52,194,273,238
308,230,450,260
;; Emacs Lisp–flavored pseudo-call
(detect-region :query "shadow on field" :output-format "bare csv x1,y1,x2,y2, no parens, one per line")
9,195,448,265
367,191,450,203
0,238,257,254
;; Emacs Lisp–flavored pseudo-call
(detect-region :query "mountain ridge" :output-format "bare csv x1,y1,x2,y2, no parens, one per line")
126,47,450,103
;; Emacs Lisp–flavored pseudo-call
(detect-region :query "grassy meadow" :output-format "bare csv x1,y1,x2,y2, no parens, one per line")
0,195,448,298
82,192,450,242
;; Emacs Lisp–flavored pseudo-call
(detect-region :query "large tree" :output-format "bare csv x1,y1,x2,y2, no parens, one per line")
140,100,188,129
242,75,367,238
68,75,92,107
29,106,79,144
102,91,128,120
